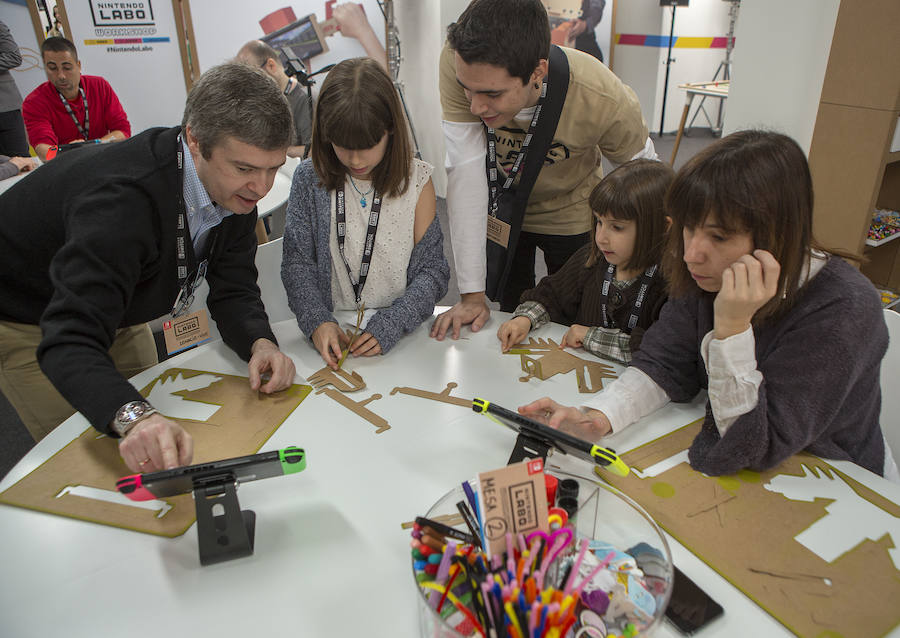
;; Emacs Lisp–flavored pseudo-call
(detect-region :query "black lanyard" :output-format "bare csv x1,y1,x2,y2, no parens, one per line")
599,264,658,333
485,80,549,217
56,86,89,140
171,139,208,318
336,184,382,306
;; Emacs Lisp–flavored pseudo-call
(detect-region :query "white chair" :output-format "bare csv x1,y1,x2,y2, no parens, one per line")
254,237,294,325
881,309,900,462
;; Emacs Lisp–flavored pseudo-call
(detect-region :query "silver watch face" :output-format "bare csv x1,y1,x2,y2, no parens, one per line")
117,401,151,425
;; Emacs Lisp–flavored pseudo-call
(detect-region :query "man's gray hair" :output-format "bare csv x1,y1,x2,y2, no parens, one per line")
182,63,294,158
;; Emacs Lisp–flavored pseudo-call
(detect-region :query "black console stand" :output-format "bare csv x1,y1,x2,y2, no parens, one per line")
193,479,255,566
508,433,552,465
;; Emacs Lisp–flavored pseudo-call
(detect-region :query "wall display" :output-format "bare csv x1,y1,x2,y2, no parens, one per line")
62,0,188,132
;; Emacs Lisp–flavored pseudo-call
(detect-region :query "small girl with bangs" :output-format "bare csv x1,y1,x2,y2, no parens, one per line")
498,159,674,364
281,58,449,369
521,130,896,480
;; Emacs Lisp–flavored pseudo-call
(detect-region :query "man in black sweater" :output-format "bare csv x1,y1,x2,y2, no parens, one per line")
0,63,297,473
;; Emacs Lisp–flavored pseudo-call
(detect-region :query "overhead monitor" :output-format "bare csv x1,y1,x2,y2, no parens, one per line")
261,14,328,63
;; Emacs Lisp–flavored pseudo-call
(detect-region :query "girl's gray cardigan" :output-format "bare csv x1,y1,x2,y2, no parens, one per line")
281,160,450,353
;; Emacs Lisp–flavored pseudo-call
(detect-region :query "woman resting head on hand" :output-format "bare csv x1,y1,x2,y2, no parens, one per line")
520,130,895,478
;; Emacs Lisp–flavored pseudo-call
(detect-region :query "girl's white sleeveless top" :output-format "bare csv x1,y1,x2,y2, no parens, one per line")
329,158,433,310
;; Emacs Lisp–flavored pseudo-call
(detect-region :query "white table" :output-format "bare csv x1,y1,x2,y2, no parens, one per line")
670,81,730,165
1,311,898,638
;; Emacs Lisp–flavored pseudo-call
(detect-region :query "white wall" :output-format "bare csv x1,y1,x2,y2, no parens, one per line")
721,0,840,154
394,1,445,194
613,0,733,135
611,0,664,132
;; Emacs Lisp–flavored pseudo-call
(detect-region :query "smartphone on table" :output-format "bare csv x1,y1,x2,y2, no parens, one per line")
665,565,724,634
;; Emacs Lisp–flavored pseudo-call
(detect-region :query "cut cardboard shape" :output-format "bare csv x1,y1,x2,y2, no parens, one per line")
600,419,900,637
764,465,900,571
56,484,173,518
389,381,471,408
0,368,311,536
307,366,366,393
316,387,390,434
509,338,617,393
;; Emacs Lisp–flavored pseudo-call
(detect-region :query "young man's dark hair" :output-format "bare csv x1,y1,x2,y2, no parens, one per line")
446,0,550,84
40,36,78,60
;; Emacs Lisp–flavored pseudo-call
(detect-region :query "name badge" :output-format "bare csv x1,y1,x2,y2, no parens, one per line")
486,216,511,248
163,308,212,356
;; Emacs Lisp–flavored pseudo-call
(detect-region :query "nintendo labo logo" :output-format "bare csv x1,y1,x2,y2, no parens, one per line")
90,0,155,26
174,316,200,337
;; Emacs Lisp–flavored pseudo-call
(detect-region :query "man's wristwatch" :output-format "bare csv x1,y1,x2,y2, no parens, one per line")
111,400,158,437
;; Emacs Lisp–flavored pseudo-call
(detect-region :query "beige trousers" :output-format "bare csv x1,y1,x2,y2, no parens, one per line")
0,321,159,441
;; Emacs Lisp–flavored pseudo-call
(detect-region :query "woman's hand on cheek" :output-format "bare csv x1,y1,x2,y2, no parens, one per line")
713,249,780,339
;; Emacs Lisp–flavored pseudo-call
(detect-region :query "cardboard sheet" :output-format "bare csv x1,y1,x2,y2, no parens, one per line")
602,419,900,637
0,368,311,537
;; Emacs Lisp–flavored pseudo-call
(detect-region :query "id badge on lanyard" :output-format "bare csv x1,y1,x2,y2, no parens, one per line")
485,82,547,249
336,185,383,308
163,138,212,354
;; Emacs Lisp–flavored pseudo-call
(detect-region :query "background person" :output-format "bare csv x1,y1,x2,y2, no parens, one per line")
332,2,388,71
237,39,312,159
0,64,297,473
431,0,656,341
0,153,34,180
0,21,28,158
22,37,130,161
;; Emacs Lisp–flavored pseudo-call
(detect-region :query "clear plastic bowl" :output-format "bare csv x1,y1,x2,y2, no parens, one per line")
413,472,673,638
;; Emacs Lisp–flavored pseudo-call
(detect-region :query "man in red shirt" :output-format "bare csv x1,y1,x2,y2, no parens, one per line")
23,37,130,161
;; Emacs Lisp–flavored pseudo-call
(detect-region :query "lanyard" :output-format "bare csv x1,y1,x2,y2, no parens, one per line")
336,184,382,306
171,139,209,318
56,86,89,140
485,80,548,217
599,264,658,333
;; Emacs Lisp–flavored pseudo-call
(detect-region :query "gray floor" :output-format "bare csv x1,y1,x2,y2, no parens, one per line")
0,128,719,481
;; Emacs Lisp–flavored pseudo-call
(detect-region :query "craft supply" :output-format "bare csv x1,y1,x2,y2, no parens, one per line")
558,496,579,521
456,501,483,549
417,516,479,546
868,208,900,243
411,476,668,638
544,474,559,506
558,478,580,501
